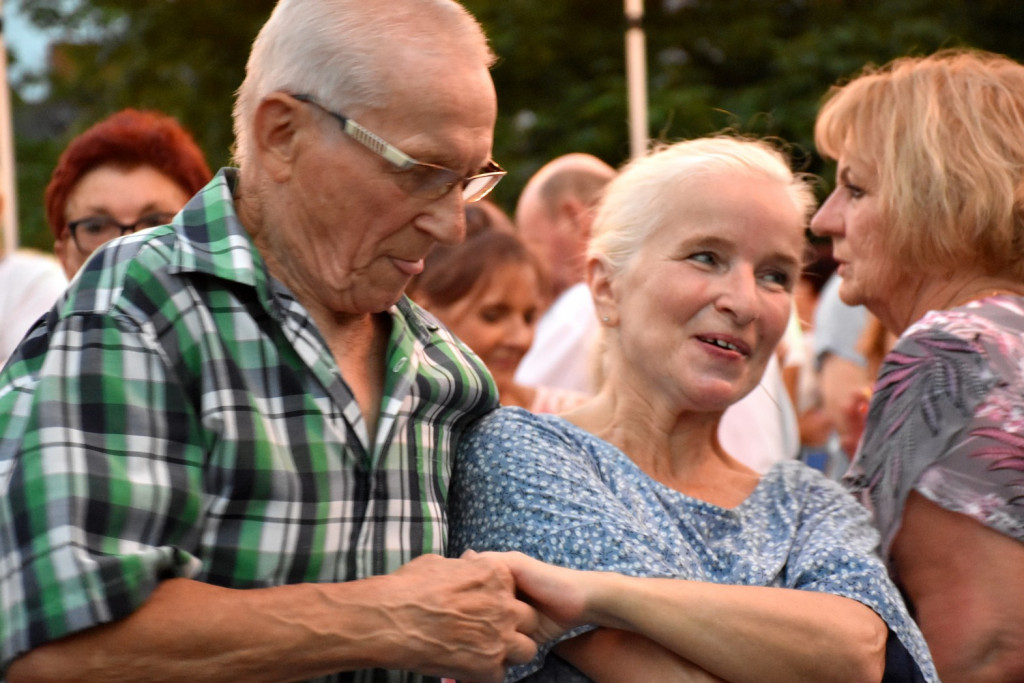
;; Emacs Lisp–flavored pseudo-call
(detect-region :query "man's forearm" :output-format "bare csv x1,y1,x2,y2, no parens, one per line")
8,577,402,682
8,554,539,683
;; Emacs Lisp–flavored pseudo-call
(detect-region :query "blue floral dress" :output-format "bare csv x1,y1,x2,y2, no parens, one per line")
450,407,936,681
845,294,1024,560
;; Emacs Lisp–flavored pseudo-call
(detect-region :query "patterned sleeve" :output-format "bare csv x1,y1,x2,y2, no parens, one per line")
783,466,937,681
0,305,206,671
450,408,680,576
845,315,1024,558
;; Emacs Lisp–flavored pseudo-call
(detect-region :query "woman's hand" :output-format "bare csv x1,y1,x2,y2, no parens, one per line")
474,550,887,683
467,550,589,635
839,386,872,456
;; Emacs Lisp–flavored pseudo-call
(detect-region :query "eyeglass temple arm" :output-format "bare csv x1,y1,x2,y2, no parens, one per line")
340,119,418,170
290,92,416,170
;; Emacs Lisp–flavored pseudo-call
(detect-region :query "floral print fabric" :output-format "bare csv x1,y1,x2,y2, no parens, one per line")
452,407,937,681
845,294,1024,562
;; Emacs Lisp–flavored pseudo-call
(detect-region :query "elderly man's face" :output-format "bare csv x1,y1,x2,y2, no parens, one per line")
270,58,498,318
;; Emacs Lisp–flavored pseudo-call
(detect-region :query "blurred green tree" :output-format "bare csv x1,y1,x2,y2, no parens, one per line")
11,0,1024,250
12,0,275,250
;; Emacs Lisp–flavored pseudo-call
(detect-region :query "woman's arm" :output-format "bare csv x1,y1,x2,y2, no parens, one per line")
499,551,887,683
555,629,725,682
891,492,1024,682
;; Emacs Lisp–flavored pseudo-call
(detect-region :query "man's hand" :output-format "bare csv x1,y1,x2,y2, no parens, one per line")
377,553,542,683
7,557,543,683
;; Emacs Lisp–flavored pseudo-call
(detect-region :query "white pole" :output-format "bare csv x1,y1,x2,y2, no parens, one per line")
0,0,18,253
624,0,648,159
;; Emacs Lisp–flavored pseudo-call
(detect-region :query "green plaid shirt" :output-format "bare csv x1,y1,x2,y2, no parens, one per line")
0,169,498,682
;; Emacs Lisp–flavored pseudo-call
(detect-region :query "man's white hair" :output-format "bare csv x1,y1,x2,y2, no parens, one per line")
232,0,494,168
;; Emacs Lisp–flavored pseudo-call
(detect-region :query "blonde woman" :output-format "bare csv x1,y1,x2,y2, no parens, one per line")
812,49,1024,681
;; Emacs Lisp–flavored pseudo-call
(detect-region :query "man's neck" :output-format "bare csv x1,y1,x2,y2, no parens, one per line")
322,312,390,445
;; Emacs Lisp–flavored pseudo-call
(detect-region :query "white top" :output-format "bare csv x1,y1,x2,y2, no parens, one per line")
718,352,799,473
0,250,67,368
515,283,598,394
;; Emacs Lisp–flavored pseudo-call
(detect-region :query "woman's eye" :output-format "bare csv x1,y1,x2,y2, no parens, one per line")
688,251,717,266
479,307,503,323
844,183,865,199
763,261,802,291
761,270,792,289
80,220,109,236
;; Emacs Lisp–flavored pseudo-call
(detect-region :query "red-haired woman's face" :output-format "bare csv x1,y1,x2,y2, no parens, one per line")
55,164,191,278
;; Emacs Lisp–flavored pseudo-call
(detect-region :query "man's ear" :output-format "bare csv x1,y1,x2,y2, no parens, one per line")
251,93,306,183
558,195,588,238
588,256,618,326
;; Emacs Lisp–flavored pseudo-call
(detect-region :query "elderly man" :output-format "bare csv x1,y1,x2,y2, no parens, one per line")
0,1,544,681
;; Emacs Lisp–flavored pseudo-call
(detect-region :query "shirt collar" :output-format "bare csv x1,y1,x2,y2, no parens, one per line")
169,168,265,285
172,168,449,348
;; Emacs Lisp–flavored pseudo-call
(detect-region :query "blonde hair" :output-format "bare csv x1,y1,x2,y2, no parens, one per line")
815,49,1024,279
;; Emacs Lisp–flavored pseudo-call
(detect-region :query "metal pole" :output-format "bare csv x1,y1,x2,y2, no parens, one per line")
624,0,648,159
0,0,19,253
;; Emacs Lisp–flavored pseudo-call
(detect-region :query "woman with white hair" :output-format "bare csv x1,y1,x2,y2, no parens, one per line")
451,136,936,681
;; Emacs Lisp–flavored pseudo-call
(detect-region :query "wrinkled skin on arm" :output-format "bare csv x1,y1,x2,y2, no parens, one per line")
8,554,545,683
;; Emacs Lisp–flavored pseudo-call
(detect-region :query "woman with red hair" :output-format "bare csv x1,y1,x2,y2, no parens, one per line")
46,108,212,278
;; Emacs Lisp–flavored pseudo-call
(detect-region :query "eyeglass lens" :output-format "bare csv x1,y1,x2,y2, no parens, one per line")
397,163,504,203
69,212,175,253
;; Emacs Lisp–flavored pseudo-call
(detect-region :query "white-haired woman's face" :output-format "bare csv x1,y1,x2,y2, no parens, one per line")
602,172,805,414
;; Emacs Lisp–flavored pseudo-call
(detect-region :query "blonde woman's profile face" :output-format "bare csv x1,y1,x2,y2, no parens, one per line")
811,153,897,317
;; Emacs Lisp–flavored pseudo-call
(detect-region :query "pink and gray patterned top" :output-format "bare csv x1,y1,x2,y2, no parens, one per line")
845,293,1024,562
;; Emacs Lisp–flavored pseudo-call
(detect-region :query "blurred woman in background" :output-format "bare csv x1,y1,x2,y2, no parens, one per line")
407,201,587,413
46,108,212,278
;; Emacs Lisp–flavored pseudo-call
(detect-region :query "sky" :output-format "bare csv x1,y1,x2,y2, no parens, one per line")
4,0,52,99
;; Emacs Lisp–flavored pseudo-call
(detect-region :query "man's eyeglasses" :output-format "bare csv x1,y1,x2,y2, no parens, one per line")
67,212,175,254
290,93,506,203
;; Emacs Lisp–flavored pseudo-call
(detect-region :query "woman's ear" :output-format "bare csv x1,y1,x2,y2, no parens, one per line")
588,256,618,326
